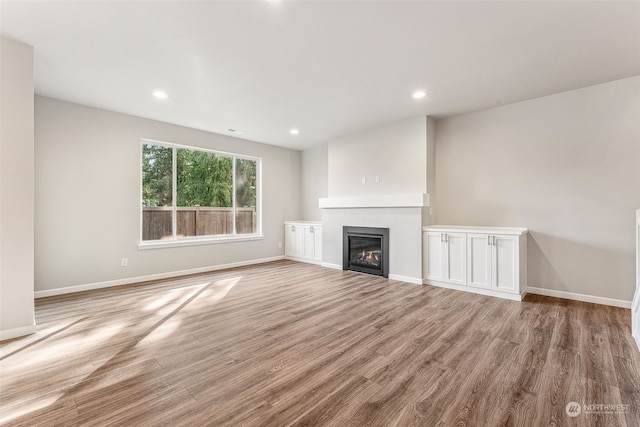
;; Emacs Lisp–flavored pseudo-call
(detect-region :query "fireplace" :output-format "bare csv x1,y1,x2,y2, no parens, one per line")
343,226,389,278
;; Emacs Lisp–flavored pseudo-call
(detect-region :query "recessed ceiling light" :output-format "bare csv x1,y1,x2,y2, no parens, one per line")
290,129,300,135
412,90,426,99
227,128,244,134
152,90,168,99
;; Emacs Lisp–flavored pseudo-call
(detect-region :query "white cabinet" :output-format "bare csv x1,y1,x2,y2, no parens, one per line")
284,222,322,264
313,226,322,262
423,226,527,301
284,223,297,257
468,234,520,293
303,225,322,261
467,233,491,289
424,231,466,286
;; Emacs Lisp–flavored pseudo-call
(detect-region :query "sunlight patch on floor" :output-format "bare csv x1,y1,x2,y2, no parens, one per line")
138,317,182,345
142,285,202,311
1,322,124,370
0,392,63,425
193,277,240,307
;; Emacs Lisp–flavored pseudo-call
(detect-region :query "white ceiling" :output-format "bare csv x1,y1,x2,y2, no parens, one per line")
2,1,639,150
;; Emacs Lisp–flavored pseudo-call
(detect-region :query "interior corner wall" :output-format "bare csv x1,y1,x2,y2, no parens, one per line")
34,96,301,293
327,116,427,197
435,76,640,302
0,38,36,340
424,116,436,226
301,143,328,221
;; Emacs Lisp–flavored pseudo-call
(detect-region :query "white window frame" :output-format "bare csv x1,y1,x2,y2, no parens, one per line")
138,138,263,249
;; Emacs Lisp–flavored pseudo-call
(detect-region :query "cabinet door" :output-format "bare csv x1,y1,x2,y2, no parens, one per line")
285,224,296,257
294,226,305,258
303,226,316,259
313,227,322,261
425,232,444,281
444,233,466,285
493,235,518,293
467,233,491,289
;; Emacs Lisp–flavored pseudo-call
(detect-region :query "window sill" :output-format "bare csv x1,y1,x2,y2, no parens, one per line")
138,234,264,250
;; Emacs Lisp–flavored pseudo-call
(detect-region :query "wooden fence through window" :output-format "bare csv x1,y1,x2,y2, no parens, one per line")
142,207,256,241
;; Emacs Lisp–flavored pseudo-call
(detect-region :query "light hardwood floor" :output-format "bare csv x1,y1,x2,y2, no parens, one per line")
1,260,639,426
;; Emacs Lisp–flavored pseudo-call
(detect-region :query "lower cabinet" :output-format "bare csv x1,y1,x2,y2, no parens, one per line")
424,226,527,301
285,222,322,263
424,231,466,286
468,233,520,294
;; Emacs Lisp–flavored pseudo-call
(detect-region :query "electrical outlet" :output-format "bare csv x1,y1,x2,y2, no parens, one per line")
121,258,128,267
361,176,366,184
375,175,380,183
278,241,282,249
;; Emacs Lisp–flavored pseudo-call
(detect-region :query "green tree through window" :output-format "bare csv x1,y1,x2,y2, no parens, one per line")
141,142,259,241
177,149,233,207
142,144,172,207
235,158,257,208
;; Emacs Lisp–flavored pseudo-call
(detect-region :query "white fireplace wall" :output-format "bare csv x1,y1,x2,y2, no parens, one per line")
327,116,428,197
301,143,328,221
320,116,433,284
322,207,423,283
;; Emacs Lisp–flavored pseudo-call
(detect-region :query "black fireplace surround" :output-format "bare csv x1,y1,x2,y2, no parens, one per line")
343,226,389,278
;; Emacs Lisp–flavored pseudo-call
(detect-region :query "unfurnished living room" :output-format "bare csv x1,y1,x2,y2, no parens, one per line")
1,1,640,426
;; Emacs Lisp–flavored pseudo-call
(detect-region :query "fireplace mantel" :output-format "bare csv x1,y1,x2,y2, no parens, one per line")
319,193,429,209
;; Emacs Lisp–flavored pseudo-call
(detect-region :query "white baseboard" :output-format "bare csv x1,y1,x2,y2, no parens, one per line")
0,323,37,341
527,286,631,309
34,256,285,299
320,262,422,285
321,262,342,270
388,274,423,285
423,279,524,302
320,263,422,285
284,256,323,266
632,289,640,351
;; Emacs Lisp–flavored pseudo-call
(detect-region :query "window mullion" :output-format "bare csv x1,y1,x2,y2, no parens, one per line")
232,156,237,236
172,147,178,240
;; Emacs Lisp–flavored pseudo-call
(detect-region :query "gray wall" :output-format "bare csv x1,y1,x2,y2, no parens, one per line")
301,143,328,221
435,76,640,302
35,97,301,293
0,38,36,339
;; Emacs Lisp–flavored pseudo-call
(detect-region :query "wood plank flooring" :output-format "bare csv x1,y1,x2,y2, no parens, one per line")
1,260,639,426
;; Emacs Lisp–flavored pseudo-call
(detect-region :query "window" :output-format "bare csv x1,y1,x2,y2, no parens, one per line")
141,139,260,245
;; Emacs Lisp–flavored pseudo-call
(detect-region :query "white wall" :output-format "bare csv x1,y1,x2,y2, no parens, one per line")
0,38,36,340
301,143,328,221
321,117,431,283
322,207,423,283
424,116,436,226
35,97,301,293
634,209,639,347
327,116,427,197
435,76,640,302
